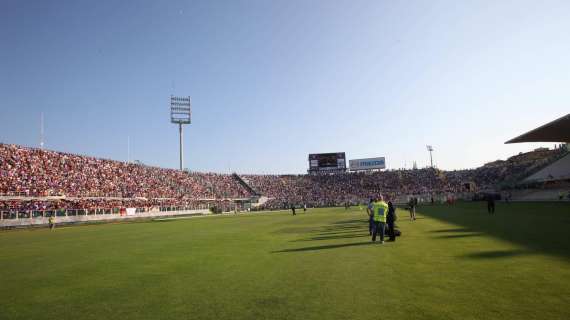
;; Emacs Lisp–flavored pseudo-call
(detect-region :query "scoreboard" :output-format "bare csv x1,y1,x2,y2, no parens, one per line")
308,152,346,173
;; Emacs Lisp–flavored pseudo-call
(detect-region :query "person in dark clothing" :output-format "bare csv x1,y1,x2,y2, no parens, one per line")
387,201,396,241
504,192,510,204
367,199,374,236
487,195,495,214
408,198,416,221
291,204,296,215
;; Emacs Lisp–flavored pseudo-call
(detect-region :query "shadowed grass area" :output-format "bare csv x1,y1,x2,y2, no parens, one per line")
1,203,569,320
417,201,570,260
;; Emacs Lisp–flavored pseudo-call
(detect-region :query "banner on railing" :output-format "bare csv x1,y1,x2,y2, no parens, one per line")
126,208,136,216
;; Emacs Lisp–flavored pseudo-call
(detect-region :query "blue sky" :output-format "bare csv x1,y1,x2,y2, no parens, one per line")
1,0,569,173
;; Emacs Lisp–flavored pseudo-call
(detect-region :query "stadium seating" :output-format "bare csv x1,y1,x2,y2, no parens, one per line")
523,153,570,182
0,144,251,214
0,143,566,214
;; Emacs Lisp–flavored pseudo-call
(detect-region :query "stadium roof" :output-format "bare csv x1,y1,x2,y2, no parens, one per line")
506,114,570,144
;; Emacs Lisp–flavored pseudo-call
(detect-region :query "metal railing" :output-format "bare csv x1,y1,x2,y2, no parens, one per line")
0,203,215,221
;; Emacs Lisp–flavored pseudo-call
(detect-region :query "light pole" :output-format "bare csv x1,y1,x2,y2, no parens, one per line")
127,136,130,163
40,112,44,150
170,96,192,170
426,145,434,168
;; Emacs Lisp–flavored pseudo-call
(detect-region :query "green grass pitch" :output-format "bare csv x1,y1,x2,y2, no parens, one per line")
1,202,569,319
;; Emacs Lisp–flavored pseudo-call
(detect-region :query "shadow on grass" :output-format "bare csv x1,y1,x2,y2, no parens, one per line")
316,228,366,235
272,241,373,253
312,231,367,238
418,202,570,260
463,249,530,259
304,220,369,240
331,219,362,226
435,233,484,239
293,234,369,242
275,221,367,237
319,225,364,232
272,216,374,252
430,228,474,233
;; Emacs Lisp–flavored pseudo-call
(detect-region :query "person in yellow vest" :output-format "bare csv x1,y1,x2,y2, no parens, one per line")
371,195,389,243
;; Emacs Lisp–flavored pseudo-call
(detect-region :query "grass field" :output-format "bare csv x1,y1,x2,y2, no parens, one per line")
1,202,569,320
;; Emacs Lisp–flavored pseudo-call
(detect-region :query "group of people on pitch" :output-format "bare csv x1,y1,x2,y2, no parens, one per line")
367,195,397,243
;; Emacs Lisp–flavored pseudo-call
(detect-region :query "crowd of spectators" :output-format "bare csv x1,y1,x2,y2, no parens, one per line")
1,143,565,213
0,144,251,199
244,169,449,209
245,148,566,209
0,144,251,212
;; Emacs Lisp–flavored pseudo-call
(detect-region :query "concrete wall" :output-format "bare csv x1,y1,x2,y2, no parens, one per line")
509,188,570,201
0,209,211,229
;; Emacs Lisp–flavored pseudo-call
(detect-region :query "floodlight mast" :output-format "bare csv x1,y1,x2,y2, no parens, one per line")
426,145,434,168
170,96,192,170
179,123,183,170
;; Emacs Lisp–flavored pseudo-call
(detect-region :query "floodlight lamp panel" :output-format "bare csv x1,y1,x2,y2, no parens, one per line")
170,95,192,124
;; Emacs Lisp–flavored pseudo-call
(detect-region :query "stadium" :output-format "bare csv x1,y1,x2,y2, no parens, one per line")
2,2,570,320
2,140,569,226
1,115,570,319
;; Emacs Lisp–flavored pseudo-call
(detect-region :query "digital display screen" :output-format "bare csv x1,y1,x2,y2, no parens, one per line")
308,153,346,170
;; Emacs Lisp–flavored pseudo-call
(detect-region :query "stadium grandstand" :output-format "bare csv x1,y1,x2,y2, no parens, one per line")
506,113,570,144
523,154,570,183
503,113,570,200
1,142,567,227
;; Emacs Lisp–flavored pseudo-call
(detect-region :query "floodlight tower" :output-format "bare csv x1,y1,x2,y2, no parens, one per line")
426,145,434,168
170,96,192,170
